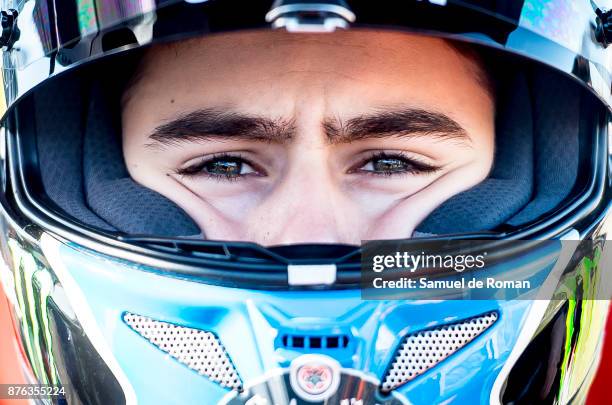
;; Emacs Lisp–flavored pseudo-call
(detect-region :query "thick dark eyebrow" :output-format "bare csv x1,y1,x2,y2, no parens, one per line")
147,107,470,148
323,108,471,146
147,108,296,148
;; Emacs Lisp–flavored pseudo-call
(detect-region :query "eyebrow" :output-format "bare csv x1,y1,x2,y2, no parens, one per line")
323,108,470,145
146,107,470,148
147,109,296,148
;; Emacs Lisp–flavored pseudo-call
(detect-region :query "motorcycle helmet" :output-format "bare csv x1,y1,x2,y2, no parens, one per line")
0,0,611,404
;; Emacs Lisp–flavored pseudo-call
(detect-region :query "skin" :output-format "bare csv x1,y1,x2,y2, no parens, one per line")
122,30,495,245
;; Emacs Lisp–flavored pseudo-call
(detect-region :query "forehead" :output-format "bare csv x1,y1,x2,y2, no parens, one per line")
143,30,459,69
125,30,491,120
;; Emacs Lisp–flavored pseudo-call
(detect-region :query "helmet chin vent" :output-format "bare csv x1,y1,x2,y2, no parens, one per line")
123,313,242,391
381,312,498,392
280,333,350,349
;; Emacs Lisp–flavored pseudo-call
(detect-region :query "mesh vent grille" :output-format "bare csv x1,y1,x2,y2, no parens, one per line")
381,312,498,392
123,313,242,390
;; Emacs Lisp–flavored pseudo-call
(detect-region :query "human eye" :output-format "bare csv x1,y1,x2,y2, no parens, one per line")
350,151,442,176
175,153,262,181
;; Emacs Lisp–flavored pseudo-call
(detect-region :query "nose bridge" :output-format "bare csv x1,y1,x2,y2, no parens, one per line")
258,89,350,244
264,160,346,244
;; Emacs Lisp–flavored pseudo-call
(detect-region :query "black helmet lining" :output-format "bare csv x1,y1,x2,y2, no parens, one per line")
34,74,201,236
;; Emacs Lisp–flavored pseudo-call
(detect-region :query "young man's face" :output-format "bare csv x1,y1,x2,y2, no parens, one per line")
122,30,494,245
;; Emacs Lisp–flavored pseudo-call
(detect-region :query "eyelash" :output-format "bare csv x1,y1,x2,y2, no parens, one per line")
175,153,260,182
175,151,442,182
350,151,442,177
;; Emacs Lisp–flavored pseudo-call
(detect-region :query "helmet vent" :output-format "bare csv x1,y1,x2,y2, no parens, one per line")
280,334,350,349
381,312,498,392
123,313,242,391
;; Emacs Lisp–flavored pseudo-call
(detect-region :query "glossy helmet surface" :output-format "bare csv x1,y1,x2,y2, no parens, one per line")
0,0,610,404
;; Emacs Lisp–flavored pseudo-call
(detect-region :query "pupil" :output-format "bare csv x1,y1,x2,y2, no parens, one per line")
373,158,405,172
206,160,241,176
